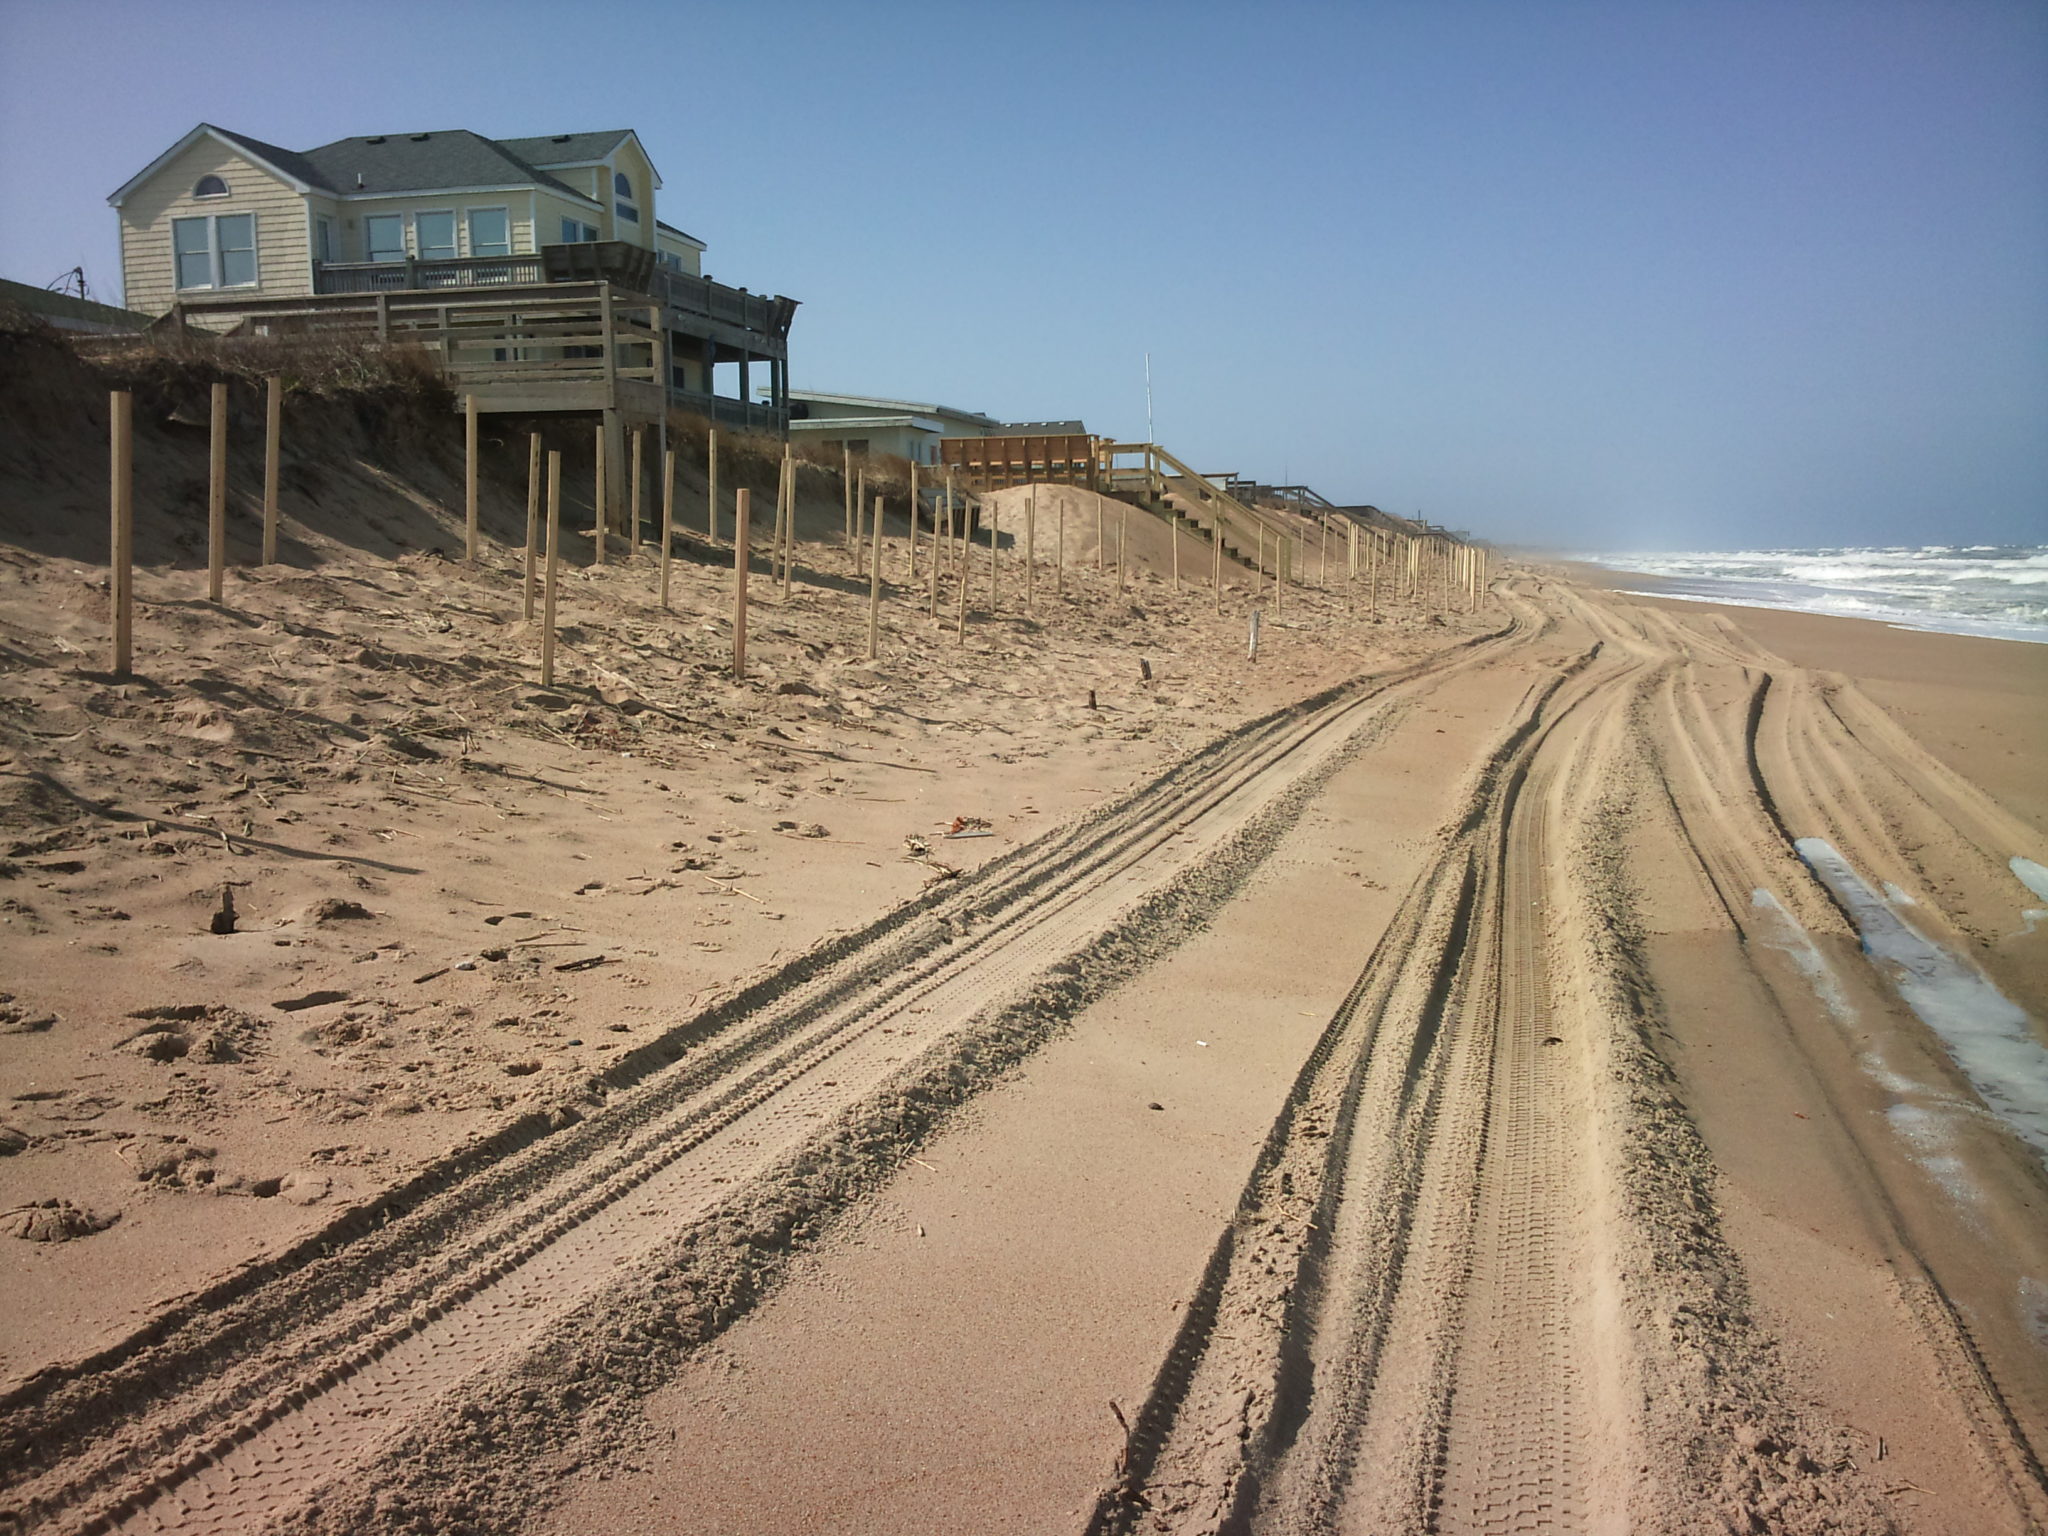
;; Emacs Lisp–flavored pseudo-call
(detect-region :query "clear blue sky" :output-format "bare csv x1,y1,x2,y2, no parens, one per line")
3,0,2043,550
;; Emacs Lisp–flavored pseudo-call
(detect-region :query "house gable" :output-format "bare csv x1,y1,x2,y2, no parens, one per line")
114,130,313,316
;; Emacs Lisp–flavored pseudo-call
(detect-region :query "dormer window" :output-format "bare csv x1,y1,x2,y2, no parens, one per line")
194,174,229,198
613,171,639,225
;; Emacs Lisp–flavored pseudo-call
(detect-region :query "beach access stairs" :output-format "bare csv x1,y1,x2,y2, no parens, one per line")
1099,442,1300,580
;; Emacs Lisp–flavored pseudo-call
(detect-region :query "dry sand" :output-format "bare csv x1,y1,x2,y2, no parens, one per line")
2,331,2044,1535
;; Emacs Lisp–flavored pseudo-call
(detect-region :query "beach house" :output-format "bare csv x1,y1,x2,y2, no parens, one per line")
106,123,796,434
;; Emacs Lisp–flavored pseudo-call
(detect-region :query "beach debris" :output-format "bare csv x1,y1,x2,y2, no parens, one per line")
553,954,614,973
0,997,56,1035
945,816,993,839
273,990,351,1013
209,883,238,935
7,1200,119,1243
278,1172,331,1206
306,897,374,924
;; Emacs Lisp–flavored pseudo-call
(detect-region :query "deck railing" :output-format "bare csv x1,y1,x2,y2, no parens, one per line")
313,244,797,344
314,255,546,293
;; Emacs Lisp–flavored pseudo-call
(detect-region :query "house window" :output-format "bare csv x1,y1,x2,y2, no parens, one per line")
467,207,511,257
172,212,257,290
415,211,457,262
194,174,228,199
560,218,598,243
314,216,338,264
365,214,405,263
613,171,639,224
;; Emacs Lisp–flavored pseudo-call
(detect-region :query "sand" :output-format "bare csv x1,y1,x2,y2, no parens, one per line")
2,329,2044,1535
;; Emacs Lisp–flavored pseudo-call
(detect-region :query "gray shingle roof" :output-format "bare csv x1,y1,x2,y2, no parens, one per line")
208,125,332,191
297,130,590,200
497,130,633,167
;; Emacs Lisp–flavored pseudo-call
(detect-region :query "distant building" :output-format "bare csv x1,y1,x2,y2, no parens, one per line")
784,388,1086,466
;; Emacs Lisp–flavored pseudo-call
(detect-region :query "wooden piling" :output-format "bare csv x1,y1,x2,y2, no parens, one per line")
540,451,562,685
1212,518,1222,612
854,468,867,575
768,450,785,586
1025,483,1036,613
781,450,796,599
659,447,676,608
842,445,854,550
908,462,920,581
867,494,884,660
207,382,227,603
988,496,1000,611
707,429,720,542
1118,506,1129,591
630,426,644,547
928,486,943,618
593,424,607,566
464,395,479,563
1056,490,1066,597
956,495,970,642
733,487,751,677
109,390,133,676
523,431,541,621
262,375,280,565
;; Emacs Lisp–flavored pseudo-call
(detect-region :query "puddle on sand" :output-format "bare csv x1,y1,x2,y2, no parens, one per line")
1750,888,1988,1209
1795,838,2048,1167
2012,856,2048,936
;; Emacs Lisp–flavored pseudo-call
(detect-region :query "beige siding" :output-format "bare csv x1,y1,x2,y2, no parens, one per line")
534,189,604,248
655,228,702,276
548,166,603,202
119,135,310,316
607,141,657,249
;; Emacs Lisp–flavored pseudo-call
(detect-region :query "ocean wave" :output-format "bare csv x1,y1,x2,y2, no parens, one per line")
1587,543,2048,644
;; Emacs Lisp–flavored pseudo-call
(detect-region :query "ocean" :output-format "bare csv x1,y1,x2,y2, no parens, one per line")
1582,545,2048,645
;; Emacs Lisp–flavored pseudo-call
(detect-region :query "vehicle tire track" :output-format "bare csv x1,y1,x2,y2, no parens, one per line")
0,612,1536,1536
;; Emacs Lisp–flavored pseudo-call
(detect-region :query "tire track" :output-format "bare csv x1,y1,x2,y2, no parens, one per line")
0,613,1535,1536
1088,590,1938,1534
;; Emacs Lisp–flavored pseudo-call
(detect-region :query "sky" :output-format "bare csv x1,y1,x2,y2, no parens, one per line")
2,0,2043,551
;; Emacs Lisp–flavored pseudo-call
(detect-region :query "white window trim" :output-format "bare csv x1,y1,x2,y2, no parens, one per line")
465,204,513,258
172,209,261,292
413,208,458,263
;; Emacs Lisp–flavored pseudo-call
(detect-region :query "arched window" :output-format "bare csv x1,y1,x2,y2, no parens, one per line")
613,170,639,225
194,174,228,198
613,171,631,197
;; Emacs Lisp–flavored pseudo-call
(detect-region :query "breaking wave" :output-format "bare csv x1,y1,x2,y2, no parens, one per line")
1580,544,2048,644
